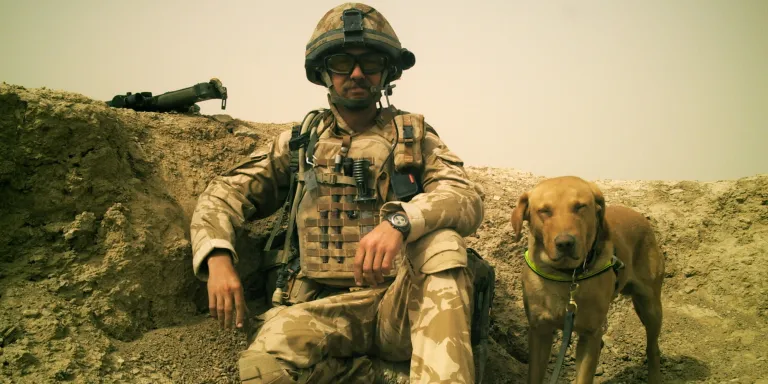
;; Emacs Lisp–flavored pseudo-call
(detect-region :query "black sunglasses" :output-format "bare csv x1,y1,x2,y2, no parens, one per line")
324,52,389,75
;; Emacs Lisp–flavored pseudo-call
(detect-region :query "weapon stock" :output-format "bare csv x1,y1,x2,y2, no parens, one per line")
106,78,228,113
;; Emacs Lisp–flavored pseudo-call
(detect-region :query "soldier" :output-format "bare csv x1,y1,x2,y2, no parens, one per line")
189,3,492,383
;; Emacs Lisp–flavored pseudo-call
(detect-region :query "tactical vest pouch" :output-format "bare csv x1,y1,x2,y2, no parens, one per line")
296,129,404,287
285,272,323,305
390,170,421,202
392,114,424,171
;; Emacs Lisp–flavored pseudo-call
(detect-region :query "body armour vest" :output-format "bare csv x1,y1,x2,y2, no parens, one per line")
295,110,425,287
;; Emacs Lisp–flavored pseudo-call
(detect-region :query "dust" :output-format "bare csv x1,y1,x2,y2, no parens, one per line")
0,83,766,383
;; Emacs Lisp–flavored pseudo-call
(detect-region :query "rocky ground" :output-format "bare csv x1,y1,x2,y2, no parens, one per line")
1,83,766,383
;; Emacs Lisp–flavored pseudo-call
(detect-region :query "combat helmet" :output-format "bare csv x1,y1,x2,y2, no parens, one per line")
304,3,416,109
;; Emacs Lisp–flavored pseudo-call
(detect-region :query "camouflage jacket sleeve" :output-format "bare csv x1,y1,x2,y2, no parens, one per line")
380,125,485,243
190,129,293,280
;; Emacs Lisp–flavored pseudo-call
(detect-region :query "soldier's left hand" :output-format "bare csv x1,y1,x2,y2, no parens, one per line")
354,222,403,286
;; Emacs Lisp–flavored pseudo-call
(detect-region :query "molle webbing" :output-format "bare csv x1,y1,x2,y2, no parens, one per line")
305,259,358,272
307,234,361,242
312,157,376,167
315,173,357,186
317,186,357,196
299,169,376,189
304,216,380,227
317,202,370,211
305,249,358,258
295,110,424,283
393,113,424,171
303,158,382,273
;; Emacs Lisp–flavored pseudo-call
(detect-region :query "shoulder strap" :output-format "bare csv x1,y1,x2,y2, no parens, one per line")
289,108,327,170
425,122,439,137
263,108,326,252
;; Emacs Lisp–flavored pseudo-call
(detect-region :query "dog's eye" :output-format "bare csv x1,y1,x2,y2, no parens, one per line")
538,208,552,217
574,203,587,212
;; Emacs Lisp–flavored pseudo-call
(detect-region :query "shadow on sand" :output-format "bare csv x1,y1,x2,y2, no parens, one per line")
601,354,710,384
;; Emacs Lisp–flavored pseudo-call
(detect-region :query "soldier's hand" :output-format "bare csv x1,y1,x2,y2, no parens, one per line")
354,222,403,287
206,251,248,330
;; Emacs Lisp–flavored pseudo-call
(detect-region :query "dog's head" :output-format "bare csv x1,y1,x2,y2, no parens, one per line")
510,176,609,269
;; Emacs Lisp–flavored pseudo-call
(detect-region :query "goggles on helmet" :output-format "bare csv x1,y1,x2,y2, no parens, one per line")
324,52,389,75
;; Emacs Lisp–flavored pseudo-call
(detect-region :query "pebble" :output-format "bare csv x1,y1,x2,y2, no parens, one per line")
742,352,757,362
595,366,604,376
731,330,757,346
621,354,631,361
22,309,40,318
212,114,234,123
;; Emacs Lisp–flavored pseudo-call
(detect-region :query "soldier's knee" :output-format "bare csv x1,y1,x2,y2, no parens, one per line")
239,350,296,384
406,228,467,276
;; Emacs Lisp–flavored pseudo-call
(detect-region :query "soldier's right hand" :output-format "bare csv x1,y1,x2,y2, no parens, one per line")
206,251,248,330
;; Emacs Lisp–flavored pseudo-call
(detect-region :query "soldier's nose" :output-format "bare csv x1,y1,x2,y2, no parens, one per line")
350,64,364,78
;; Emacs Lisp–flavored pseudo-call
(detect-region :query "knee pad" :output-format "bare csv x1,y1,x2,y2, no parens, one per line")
406,229,468,276
238,350,296,384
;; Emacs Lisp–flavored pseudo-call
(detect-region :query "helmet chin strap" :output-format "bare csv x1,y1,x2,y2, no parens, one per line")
322,69,390,111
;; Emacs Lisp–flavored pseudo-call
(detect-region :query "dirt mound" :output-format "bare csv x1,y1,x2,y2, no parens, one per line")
0,83,766,383
0,83,285,382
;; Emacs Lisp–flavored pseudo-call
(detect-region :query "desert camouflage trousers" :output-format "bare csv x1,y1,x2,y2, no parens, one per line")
238,229,475,384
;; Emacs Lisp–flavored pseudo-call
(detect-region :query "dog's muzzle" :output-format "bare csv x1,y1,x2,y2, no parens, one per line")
554,233,579,260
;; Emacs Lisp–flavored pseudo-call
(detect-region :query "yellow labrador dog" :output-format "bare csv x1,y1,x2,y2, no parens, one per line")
510,176,664,383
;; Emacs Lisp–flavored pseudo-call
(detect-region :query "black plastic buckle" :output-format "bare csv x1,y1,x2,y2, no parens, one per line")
289,131,310,151
403,125,414,140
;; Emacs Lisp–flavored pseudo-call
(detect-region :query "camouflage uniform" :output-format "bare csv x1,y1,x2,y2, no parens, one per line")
189,3,487,383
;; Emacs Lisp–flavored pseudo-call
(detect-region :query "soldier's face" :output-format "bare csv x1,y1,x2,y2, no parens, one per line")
326,48,384,100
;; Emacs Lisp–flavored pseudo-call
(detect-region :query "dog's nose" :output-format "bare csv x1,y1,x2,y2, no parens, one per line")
555,234,576,252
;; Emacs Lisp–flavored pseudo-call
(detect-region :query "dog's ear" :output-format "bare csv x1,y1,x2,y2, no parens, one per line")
588,181,609,236
510,191,530,242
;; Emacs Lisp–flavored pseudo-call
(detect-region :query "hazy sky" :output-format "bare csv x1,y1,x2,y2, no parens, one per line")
2,0,766,181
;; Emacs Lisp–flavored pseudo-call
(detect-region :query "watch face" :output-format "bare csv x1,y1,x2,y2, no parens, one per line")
391,214,408,227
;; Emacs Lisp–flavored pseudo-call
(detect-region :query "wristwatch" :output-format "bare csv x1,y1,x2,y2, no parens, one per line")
385,211,411,240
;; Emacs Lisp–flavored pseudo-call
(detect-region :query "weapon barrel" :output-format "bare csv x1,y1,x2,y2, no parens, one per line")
106,78,227,113
154,80,227,112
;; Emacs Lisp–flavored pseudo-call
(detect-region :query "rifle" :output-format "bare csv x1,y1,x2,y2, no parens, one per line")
106,78,228,113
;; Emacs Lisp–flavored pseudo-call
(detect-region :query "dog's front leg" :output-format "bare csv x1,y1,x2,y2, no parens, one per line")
573,330,602,384
527,327,554,384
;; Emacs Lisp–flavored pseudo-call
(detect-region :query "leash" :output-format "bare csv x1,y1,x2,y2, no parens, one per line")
523,248,625,384
549,274,579,384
